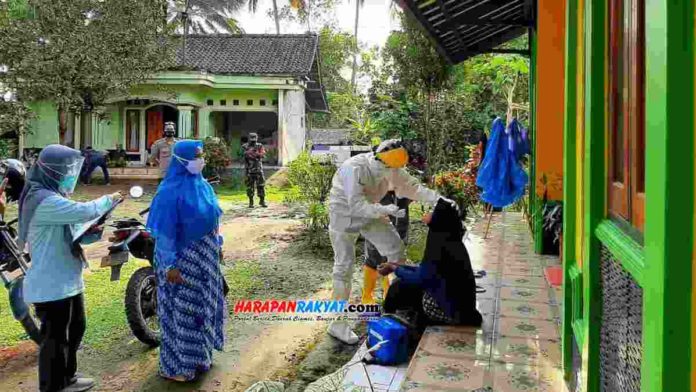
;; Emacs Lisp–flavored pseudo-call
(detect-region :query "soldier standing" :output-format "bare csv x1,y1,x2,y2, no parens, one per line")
242,132,267,208
149,122,178,177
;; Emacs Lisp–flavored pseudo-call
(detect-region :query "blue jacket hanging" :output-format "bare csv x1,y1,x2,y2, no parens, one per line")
476,117,529,208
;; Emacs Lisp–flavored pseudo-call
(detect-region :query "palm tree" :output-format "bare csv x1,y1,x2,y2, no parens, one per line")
349,0,365,92
166,0,247,34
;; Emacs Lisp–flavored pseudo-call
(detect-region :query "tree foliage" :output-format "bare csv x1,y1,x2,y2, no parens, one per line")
0,0,176,140
382,12,452,95
166,0,247,34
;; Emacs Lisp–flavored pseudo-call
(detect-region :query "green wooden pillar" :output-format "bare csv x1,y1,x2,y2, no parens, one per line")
642,0,695,390
561,0,578,381
581,0,605,390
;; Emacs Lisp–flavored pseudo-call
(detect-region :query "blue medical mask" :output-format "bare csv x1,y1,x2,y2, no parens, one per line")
59,175,78,194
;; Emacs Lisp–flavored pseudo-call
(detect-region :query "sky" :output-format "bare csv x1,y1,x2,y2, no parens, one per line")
233,0,400,49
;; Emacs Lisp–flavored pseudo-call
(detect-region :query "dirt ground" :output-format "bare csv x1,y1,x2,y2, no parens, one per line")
0,183,365,392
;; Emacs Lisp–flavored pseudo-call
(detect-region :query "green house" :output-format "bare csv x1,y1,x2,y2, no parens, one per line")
21,34,328,166
402,0,695,391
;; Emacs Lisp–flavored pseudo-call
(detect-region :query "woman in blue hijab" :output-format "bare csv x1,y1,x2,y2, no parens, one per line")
19,144,121,392
146,139,225,382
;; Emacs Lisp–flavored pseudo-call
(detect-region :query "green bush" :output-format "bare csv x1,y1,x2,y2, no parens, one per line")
202,137,232,178
287,152,337,204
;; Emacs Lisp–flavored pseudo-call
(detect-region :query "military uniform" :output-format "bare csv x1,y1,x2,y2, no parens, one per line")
149,137,177,176
242,140,266,207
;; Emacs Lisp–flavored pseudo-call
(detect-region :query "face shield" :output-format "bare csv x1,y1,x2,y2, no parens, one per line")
37,157,85,195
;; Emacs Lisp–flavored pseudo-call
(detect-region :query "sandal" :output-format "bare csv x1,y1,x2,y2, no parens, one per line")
476,285,487,294
474,270,487,279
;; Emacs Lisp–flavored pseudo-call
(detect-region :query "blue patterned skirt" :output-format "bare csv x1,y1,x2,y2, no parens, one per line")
157,232,226,380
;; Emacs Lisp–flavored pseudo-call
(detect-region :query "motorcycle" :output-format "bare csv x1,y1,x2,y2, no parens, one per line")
0,218,41,344
102,179,225,347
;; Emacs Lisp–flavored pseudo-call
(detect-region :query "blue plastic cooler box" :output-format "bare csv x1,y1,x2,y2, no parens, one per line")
367,316,409,365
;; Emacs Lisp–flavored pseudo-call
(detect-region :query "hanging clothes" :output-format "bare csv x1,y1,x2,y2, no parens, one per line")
476,117,528,208
506,118,530,162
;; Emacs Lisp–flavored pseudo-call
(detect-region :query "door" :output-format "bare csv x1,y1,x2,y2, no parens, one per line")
146,109,163,150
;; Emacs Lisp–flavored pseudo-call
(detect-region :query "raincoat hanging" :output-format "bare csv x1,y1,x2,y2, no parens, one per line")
476,117,528,208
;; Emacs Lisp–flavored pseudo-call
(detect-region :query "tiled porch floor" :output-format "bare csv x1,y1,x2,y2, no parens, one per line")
401,211,567,392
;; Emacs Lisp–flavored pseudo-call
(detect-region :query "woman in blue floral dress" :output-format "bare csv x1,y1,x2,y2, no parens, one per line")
147,140,226,382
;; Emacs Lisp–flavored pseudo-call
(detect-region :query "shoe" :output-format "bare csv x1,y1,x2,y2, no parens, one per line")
361,267,379,304
248,199,254,208
259,198,268,208
60,377,95,392
327,320,359,345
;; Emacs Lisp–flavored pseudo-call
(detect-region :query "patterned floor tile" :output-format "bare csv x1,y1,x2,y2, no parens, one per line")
492,336,562,367
500,276,549,289
419,330,492,360
403,355,487,391
499,287,550,303
498,317,560,340
503,266,545,277
491,363,567,392
498,300,556,320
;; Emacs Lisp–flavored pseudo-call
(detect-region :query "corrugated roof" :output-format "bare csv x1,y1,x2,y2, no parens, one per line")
399,0,534,63
175,34,319,75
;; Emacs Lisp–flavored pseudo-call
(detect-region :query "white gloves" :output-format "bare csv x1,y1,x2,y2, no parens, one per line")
379,204,407,218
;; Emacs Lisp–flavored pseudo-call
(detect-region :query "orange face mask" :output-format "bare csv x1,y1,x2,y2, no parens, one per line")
377,147,409,168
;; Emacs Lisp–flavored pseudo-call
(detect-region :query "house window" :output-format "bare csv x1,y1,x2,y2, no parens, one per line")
207,99,214,106
126,110,141,153
272,99,278,106
247,99,253,106
220,100,227,106
233,99,239,106
260,99,266,106
607,0,645,232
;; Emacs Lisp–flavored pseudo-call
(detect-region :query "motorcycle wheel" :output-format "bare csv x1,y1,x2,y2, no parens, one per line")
19,313,41,344
125,266,160,347
8,276,42,345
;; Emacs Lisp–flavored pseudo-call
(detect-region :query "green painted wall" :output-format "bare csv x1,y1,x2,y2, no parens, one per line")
25,101,59,148
127,85,279,109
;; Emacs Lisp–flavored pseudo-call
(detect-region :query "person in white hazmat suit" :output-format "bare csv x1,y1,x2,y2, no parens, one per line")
327,139,454,344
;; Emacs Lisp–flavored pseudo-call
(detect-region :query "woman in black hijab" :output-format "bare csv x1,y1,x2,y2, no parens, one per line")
379,199,482,326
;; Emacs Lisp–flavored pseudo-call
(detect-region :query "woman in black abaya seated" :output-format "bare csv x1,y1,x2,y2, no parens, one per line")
378,199,483,327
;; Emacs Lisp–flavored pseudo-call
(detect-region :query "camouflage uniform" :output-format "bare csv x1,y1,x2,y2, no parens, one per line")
242,134,266,207
364,191,411,269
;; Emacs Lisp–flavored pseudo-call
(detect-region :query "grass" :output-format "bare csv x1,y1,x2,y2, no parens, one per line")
0,258,150,348
216,184,292,205
223,259,262,303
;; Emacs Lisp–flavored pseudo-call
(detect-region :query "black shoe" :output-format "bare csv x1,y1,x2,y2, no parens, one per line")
259,199,268,208
248,200,254,208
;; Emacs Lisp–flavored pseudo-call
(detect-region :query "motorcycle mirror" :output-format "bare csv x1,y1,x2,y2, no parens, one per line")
129,186,144,199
